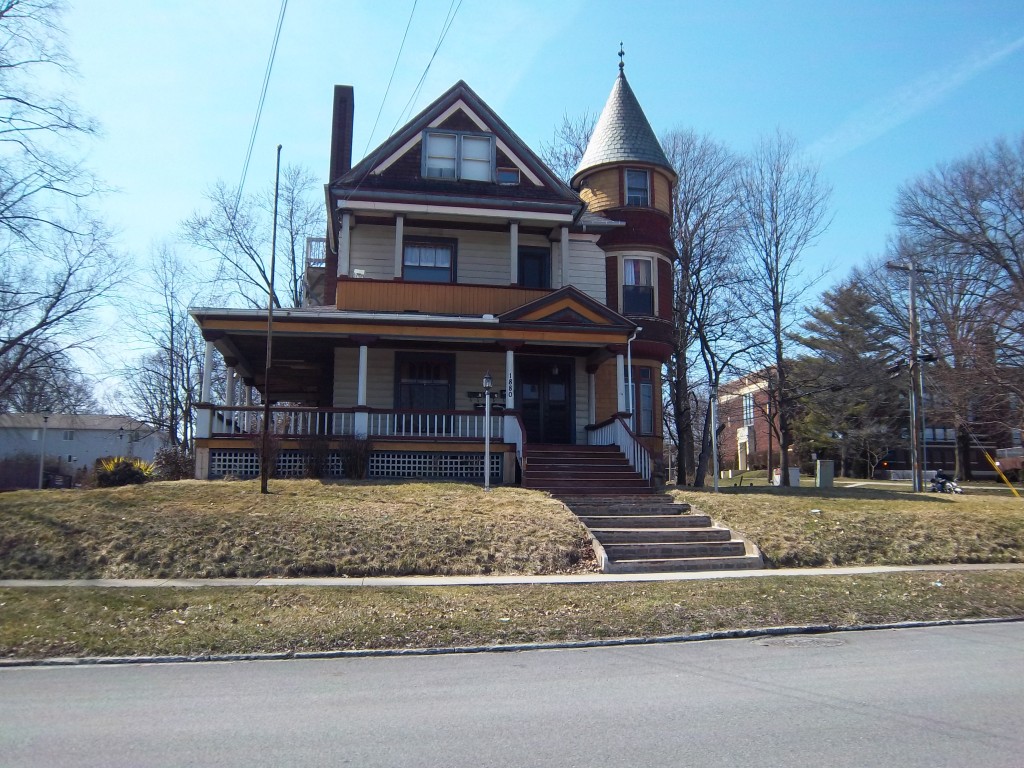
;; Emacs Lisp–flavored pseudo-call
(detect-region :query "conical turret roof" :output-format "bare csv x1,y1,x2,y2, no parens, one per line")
571,70,674,187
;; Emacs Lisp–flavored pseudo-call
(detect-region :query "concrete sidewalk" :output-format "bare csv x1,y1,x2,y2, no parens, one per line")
3,562,1022,589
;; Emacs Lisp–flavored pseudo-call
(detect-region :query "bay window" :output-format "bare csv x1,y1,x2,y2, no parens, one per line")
622,257,654,315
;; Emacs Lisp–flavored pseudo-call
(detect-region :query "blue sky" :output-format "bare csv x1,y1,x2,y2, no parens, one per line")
63,0,1024,317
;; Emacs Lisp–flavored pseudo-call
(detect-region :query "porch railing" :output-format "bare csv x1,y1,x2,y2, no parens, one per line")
586,415,652,481
198,405,504,442
366,410,503,440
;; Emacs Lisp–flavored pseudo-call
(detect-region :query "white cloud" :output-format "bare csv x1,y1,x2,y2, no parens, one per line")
809,33,1024,163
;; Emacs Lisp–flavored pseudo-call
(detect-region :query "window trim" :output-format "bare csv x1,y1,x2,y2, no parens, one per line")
625,168,650,207
422,130,496,182
631,366,655,435
394,352,456,411
517,246,551,289
621,255,655,316
402,236,457,284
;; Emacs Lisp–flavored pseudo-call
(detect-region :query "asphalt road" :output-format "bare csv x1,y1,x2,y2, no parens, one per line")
2,623,1022,767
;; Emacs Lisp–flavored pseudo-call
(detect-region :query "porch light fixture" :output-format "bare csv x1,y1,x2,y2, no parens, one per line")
483,372,493,491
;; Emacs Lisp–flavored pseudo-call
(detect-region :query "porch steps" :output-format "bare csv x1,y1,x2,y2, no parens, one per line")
558,494,764,574
522,445,653,495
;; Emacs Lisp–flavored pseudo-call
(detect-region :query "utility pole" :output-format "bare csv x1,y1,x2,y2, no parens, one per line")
887,260,927,492
260,145,283,495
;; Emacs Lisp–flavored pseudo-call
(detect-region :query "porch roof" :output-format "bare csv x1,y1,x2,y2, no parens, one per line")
190,296,635,403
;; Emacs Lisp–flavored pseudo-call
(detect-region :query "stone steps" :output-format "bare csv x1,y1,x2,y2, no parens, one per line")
522,444,653,495
561,493,764,574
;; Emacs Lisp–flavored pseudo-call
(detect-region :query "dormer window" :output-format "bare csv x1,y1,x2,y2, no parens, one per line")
625,168,650,206
423,130,494,181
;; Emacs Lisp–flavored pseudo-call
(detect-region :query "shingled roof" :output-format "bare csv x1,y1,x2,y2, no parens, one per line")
571,71,674,187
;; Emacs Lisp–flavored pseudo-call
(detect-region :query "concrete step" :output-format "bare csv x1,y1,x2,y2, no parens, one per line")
602,541,748,560
590,527,732,544
568,503,692,516
576,514,712,528
604,554,765,574
525,477,652,490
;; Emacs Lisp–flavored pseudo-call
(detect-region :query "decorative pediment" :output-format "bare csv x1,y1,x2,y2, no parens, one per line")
500,286,635,328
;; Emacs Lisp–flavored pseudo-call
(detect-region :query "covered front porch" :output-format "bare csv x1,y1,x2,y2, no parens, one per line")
190,288,652,484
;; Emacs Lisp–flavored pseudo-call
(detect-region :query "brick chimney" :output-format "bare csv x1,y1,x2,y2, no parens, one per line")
325,85,354,305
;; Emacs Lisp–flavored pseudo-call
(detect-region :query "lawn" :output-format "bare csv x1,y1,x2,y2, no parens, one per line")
0,479,595,579
672,483,1024,567
3,478,1024,661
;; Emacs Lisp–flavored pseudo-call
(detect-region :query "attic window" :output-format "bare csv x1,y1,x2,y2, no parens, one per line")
496,167,520,185
423,131,494,181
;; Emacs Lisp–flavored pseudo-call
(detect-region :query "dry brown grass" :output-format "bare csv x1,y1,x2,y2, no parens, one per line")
672,485,1024,567
3,570,1022,659
0,479,595,579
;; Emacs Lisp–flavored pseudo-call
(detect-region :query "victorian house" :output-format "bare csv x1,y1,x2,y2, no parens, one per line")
190,62,676,491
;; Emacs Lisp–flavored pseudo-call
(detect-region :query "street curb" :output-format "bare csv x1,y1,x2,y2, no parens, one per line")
2,615,1021,669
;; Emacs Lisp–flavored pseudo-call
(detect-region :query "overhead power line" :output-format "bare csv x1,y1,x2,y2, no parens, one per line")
235,0,289,212
362,0,419,158
392,0,463,133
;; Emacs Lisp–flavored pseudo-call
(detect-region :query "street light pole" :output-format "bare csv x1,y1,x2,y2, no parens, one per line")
37,414,49,489
260,144,282,495
483,371,492,491
710,385,720,493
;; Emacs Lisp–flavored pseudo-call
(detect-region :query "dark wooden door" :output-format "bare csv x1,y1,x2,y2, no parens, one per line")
518,358,573,444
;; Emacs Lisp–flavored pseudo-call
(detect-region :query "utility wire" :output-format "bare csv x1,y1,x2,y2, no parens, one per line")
340,0,461,205
362,0,418,159
235,0,289,213
391,0,463,133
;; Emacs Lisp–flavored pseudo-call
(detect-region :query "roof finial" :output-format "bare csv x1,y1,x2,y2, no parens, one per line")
618,42,625,73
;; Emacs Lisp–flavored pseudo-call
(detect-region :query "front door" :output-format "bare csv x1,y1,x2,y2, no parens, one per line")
518,357,573,444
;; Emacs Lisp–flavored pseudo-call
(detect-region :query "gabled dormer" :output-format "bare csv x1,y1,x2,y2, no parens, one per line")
328,80,580,210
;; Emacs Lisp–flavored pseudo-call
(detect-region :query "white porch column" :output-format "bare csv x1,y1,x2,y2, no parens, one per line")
224,366,236,435
559,225,570,287
509,220,519,284
616,353,626,413
225,367,236,408
393,214,404,277
338,211,351,277
354,344,369,438
588,370,597,424
243,385,253,432
504,348,515,410
201,340,214,402
357,345,368,406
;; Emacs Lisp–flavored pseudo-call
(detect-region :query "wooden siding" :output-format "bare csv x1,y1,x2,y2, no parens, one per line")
577,168,620,213
653,171,672,215
336,279,550,315
566,238,606,303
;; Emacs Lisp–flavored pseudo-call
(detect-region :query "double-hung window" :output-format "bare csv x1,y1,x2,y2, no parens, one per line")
742,393,754,426
403,238,455,283
622,257,654,315
423,131,494,182
633,367,655,435
625,168,650,206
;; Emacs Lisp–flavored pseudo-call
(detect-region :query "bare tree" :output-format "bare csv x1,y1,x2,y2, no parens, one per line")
1,0,99,240
539,111,596,184
737,130,831,485
662,128,744,485
117,246,211,447
181,164,325,309
0,220,125,409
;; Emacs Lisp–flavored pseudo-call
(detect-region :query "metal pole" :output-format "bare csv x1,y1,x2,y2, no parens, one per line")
711,385,720,493
260,144,282,495
908,264,923,492
484,372,492,491
37,414,48,489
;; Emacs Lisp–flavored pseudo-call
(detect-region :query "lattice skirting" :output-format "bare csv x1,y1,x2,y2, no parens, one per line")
208,449,501,481
209,449,345,479
369,451,502,480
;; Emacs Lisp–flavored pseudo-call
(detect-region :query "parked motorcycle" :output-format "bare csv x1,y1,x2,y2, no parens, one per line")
929,476,963,494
